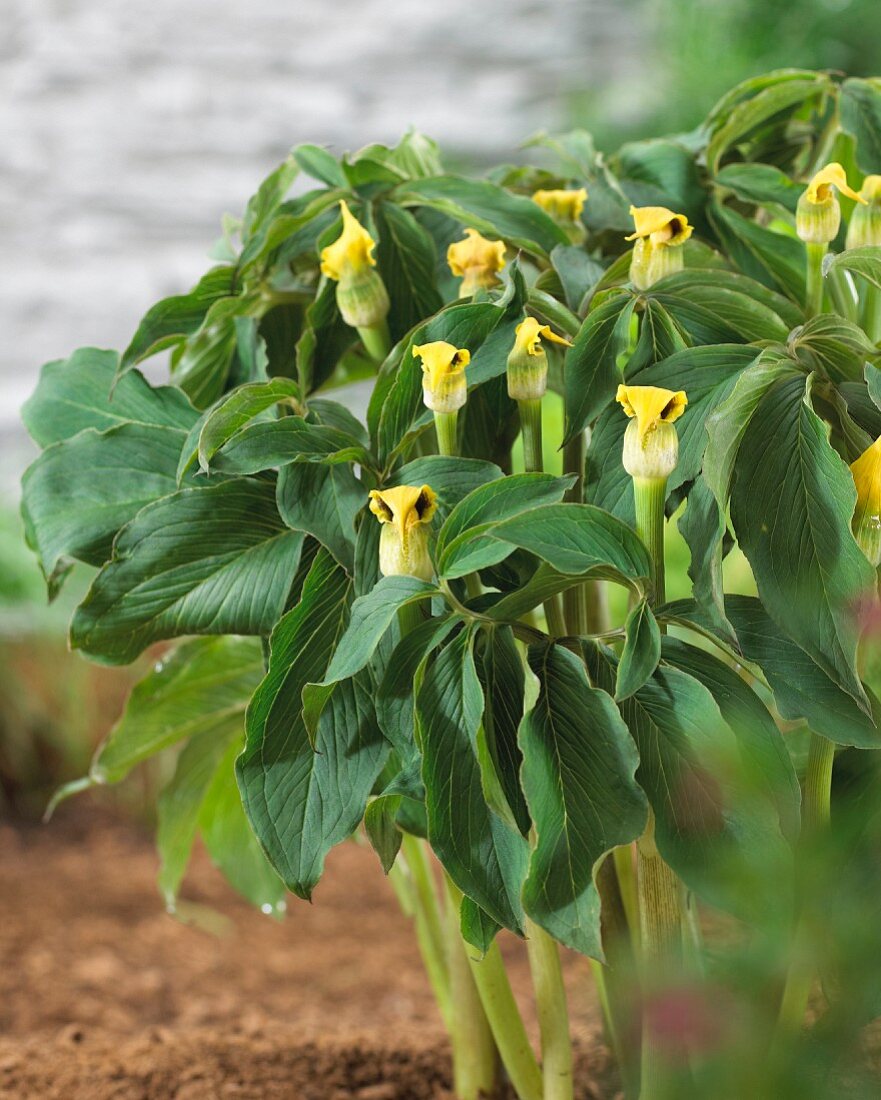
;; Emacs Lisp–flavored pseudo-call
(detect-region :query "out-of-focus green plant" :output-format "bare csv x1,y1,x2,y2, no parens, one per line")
18,69,881,1098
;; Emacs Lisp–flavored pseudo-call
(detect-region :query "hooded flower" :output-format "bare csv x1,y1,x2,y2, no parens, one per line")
447,228,506,297
319,201,389,329
533,188,588,243
368,485,438,580
847,175,881,249
617,384,687,481
413,341,470,413
797,163,866,244
626,206,692,289
507,317,572,401
851,437,881,566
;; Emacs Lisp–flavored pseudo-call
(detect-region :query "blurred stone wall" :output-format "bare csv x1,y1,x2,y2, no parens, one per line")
1,0,644,492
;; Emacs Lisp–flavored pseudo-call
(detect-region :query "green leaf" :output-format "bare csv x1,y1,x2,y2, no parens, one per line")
625,299,689,376
787,314,878,383
563,292,636,442
730,373,874,707
237,551,389,899
841,78,881,174
292,144,347,187
614,138,706,224
616,600,661,701
196,378,301,470
276,462,363,572
714,162,802,214
71,479,304,664
364,760,425,873
375,202,444,342
659,637,800,843
709,202,807,302
397,175,568,255
827,246,881,292
242,152,299,240
22,423,185,588
419,630,529,933
295,279,355,394
208,418,372,475
460,897,502,955
549,246,604,312
92,636,263,784
121,266,236,373
665,596,881,750
22,347,197,448
436,474,573,580
389,456,505,521
648,271,791,345
678,476,736,646
489,503,651,589
519,644,647,957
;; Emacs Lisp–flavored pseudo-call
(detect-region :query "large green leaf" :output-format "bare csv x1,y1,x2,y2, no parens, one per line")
648,272,791,345
563,292,636,443
210,418,371,475
841,78,881,174
418,629,529,933
71,479,304,664
22,423,185,588
237,551,389,898
276,462,363,572
709,203,806,302
375,201,443,342
397,175,568,255
616,600,661,701
714,162,802,215
22,347,197,448
519,644,647,957
730,373,874,706
196,378,302,470
827,246,881,292
436,474,573,579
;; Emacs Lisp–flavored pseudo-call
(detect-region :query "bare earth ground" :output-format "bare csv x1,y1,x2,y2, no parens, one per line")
0,807,616,1099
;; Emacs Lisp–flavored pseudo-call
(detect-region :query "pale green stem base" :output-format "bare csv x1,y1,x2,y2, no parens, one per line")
396,835,452,1031
525,918,573,1100
805,242,828,319
358,318,391,363
442,875,501,1099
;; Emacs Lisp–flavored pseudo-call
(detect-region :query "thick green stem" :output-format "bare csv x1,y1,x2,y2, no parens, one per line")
434,410,459,458
633,477,667,604
397,599,427,639
562,432,594,637
525,918,573,1100
803,733,835,831
358,318,391,363
827,267,858,322
861,281,881,344
805,241,827,319
519,397,544,475
442,875,501,1099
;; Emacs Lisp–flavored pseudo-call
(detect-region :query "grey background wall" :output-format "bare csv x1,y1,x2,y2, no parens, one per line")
1,0,647,494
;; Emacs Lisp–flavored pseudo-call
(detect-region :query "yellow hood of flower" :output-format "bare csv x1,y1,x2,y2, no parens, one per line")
513,316,572,358
616,384,688,441
805,163,866,206
369,485,438,535
413,341,470,390
851,436,881,519
447,228,506,278
320,201,377,281
532,188,587,221
625,206,693,248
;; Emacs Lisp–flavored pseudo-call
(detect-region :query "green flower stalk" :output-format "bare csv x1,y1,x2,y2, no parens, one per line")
320,200,391,361
626,206,693,291
847,175,881,341
617,383,688,1100
796,163,866,318
413,341,470,458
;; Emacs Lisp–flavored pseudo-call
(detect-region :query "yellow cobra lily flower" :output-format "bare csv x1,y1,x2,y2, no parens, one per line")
507,317,572,401
368,485,438,581
413,342,470,414
319,201,390,329
447,228,506,297
533,188,588,243
847,176,881,249
797,163,867,244
626,206,693,290
616,384,688,481
851,437,881,566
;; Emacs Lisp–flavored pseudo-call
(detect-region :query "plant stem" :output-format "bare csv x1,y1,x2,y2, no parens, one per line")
525,917,574,1100
633,477,667,603
397,599,427,639
861,281,881,344
805,242,827,319
803,733,835,831
442,875,501,1099
827,267,858,322
562,431,594,637
519,397,544,474
434,410,459,458
358,318,391,363
614,844,639,950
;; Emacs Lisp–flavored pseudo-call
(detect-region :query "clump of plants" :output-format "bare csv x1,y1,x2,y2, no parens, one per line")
21,69,881,1098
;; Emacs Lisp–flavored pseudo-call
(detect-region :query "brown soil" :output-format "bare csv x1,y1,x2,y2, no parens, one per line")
0,807,616,1099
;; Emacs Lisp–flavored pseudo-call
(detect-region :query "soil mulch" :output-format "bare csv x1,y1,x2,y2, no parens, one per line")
0,806,616,1099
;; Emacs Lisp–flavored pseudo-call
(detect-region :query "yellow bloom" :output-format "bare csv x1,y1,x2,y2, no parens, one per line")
413,342,470,414
851,437,881,566
320,201,377,281
617,384,687,481
507,317,572,401
797,163,866,244
447,228,506,297
847,175,881,249
626,206,692,290
368,485,438,580
626,206,693,247
533,188,588,221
